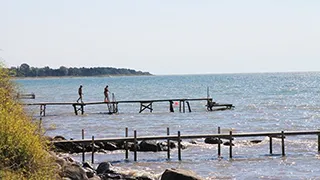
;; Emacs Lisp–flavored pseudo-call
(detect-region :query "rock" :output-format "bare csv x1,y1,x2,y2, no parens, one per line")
139,140,160,152
99,173,125,180
159,141,176,151
96,162,113,175
56,156,67,167
95,142,105,149
204,137,223,144
60,163,89,180
89,175,101,180
53,135,67,141
223,142,234,146
168,141,176,149
103,142,118,151
250,140,262,144
72,143,85,154
161,168,203,180
129,142,140,151
189,140,197,144
84,168,95,178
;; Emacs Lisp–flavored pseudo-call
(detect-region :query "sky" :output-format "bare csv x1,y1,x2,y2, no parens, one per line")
1,0,320,75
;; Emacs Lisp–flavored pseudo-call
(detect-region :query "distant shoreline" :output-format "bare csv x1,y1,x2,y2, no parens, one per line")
12,74,154,80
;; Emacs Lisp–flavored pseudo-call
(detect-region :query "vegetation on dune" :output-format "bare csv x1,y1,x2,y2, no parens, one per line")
0,64,57,179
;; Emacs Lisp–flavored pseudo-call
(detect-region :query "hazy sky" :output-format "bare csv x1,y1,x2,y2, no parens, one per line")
1,1,320,75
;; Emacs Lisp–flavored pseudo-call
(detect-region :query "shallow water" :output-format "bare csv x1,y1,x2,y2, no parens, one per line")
16,72,320,179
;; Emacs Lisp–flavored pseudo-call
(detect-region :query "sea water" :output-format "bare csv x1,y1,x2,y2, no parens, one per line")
15,72,320,179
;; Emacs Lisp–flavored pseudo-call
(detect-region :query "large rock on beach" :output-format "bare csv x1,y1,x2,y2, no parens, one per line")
54,142,84,154
96,162,113,175
139,140,161,152
161,168,203,180
60,163,89,180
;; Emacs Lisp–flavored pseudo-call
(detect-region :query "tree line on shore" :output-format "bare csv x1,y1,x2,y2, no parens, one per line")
8,63,152,77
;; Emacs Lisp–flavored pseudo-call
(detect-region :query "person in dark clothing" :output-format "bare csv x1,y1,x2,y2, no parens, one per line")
104,85,109,102
77,85,83,103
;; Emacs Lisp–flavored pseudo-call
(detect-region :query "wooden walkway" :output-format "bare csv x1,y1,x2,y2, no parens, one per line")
52,128,320,163
23,97,234,116
17,93,35,99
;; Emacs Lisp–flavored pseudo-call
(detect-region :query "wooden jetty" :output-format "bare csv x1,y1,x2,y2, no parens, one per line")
52,128,320,163
23,97,233,116
17,93,35,99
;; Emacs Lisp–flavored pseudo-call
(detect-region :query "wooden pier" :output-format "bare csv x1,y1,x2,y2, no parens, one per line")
23,97,233,116
17,93,35,99
52,128,320,163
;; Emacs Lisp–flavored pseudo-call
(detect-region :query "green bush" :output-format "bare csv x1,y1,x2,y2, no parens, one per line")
0,65,57,179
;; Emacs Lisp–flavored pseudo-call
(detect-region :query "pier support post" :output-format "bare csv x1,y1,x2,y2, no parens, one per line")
183,101,185,113
178,131,181,161
82,129,85,163
269,136,273,155
167,128,170,160
218,127,221,158
169,101,174,113
134,130,137,161
281,131,285,157
206,99,214,111
139,102,153,113
179,100,186,113
91,136,95,164
73,104,77,115
40,104,46,116
229,131,233,159
81,104,84,115
318,132,320,153
73,104,85,115
186,101,192,112
125,128,128,160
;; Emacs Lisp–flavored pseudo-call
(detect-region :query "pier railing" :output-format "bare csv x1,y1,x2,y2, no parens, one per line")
52,128,320,164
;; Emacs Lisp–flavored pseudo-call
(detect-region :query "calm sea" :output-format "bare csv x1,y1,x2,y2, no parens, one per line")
15,72,320,179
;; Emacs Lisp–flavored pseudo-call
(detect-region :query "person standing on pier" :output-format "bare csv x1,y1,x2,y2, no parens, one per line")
77,85,83,103
104,85,109,102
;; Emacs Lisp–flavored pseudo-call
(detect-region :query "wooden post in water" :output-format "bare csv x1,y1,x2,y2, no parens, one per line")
134,130,137,161
269,136,273,155
169,101,174,112
82,129,85,163
178,131,181,161
40,104,46,116
317,130,320,153
72,104,78,115
318,132,320,153
125,127,128,160
186,101,191,112
229,131,233,159
167,127,170,160
183,101,185,113
218,127,221,157
81,104,84,115
281,131,285,156
91,136,95,164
